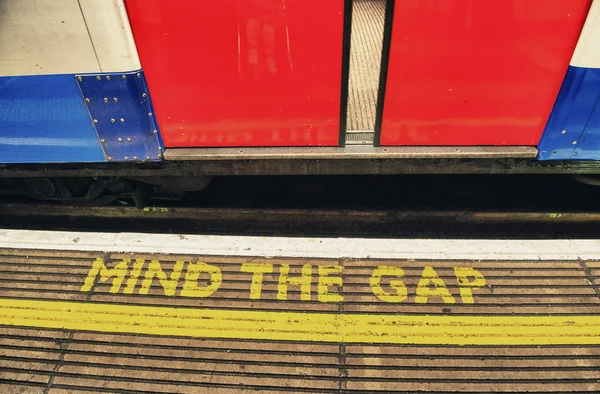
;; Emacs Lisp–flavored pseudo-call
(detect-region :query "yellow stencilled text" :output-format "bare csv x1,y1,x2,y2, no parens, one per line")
81,259,486,304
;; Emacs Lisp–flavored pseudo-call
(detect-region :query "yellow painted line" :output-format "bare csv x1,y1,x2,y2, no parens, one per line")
2,298,600,345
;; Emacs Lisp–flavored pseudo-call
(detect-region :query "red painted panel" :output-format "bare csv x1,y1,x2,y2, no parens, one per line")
380,0,591,146
125,0,344,147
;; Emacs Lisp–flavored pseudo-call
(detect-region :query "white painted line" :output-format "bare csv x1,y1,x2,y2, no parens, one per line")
0,229,598,260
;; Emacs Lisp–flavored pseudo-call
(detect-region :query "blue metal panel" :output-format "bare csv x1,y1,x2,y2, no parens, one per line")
0,74,106,163
572,88,600,160
76,71,164,162
538,66,600,160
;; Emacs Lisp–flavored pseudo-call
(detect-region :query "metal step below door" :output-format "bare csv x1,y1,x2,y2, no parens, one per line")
164,145,538,160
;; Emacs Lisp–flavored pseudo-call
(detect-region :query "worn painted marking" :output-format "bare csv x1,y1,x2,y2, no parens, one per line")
1,298,600,345
78,258,485,304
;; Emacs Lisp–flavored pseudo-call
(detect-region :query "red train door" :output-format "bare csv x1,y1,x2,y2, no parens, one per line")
125,0,346,148
376,0,591,146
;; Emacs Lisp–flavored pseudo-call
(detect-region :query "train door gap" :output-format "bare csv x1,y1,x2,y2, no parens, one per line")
345,0,387,146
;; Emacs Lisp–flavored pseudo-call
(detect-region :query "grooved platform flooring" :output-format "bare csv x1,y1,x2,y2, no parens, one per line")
1,247,600,392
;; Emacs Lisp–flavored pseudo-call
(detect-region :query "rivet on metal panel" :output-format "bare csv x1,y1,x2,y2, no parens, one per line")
77,77,83,81
127,138,132,142
153,130,158,134
111,119,116,123
100,139,105,143
118,138,123,142
104,98,109,103
114,98,118,103
85,98,91,103
122,75,127,79
93,119,98,124
120,118,125,123
124,157,129,161
562,130,567,134
158,154,163,159
106,76,111,81
107,157,112,161
96,76,101,81
158,147,163,151
146,156,151,160
142,93,147,98
573,141,578,145
133,156,138,161
148,113,153,117
136,73,141,78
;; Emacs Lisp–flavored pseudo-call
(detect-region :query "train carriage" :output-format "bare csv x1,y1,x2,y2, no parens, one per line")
1,0,599,203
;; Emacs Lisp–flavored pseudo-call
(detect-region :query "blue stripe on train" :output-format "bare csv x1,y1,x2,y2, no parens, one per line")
0,71,163,164
0,74,106,163
538,66,600,160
